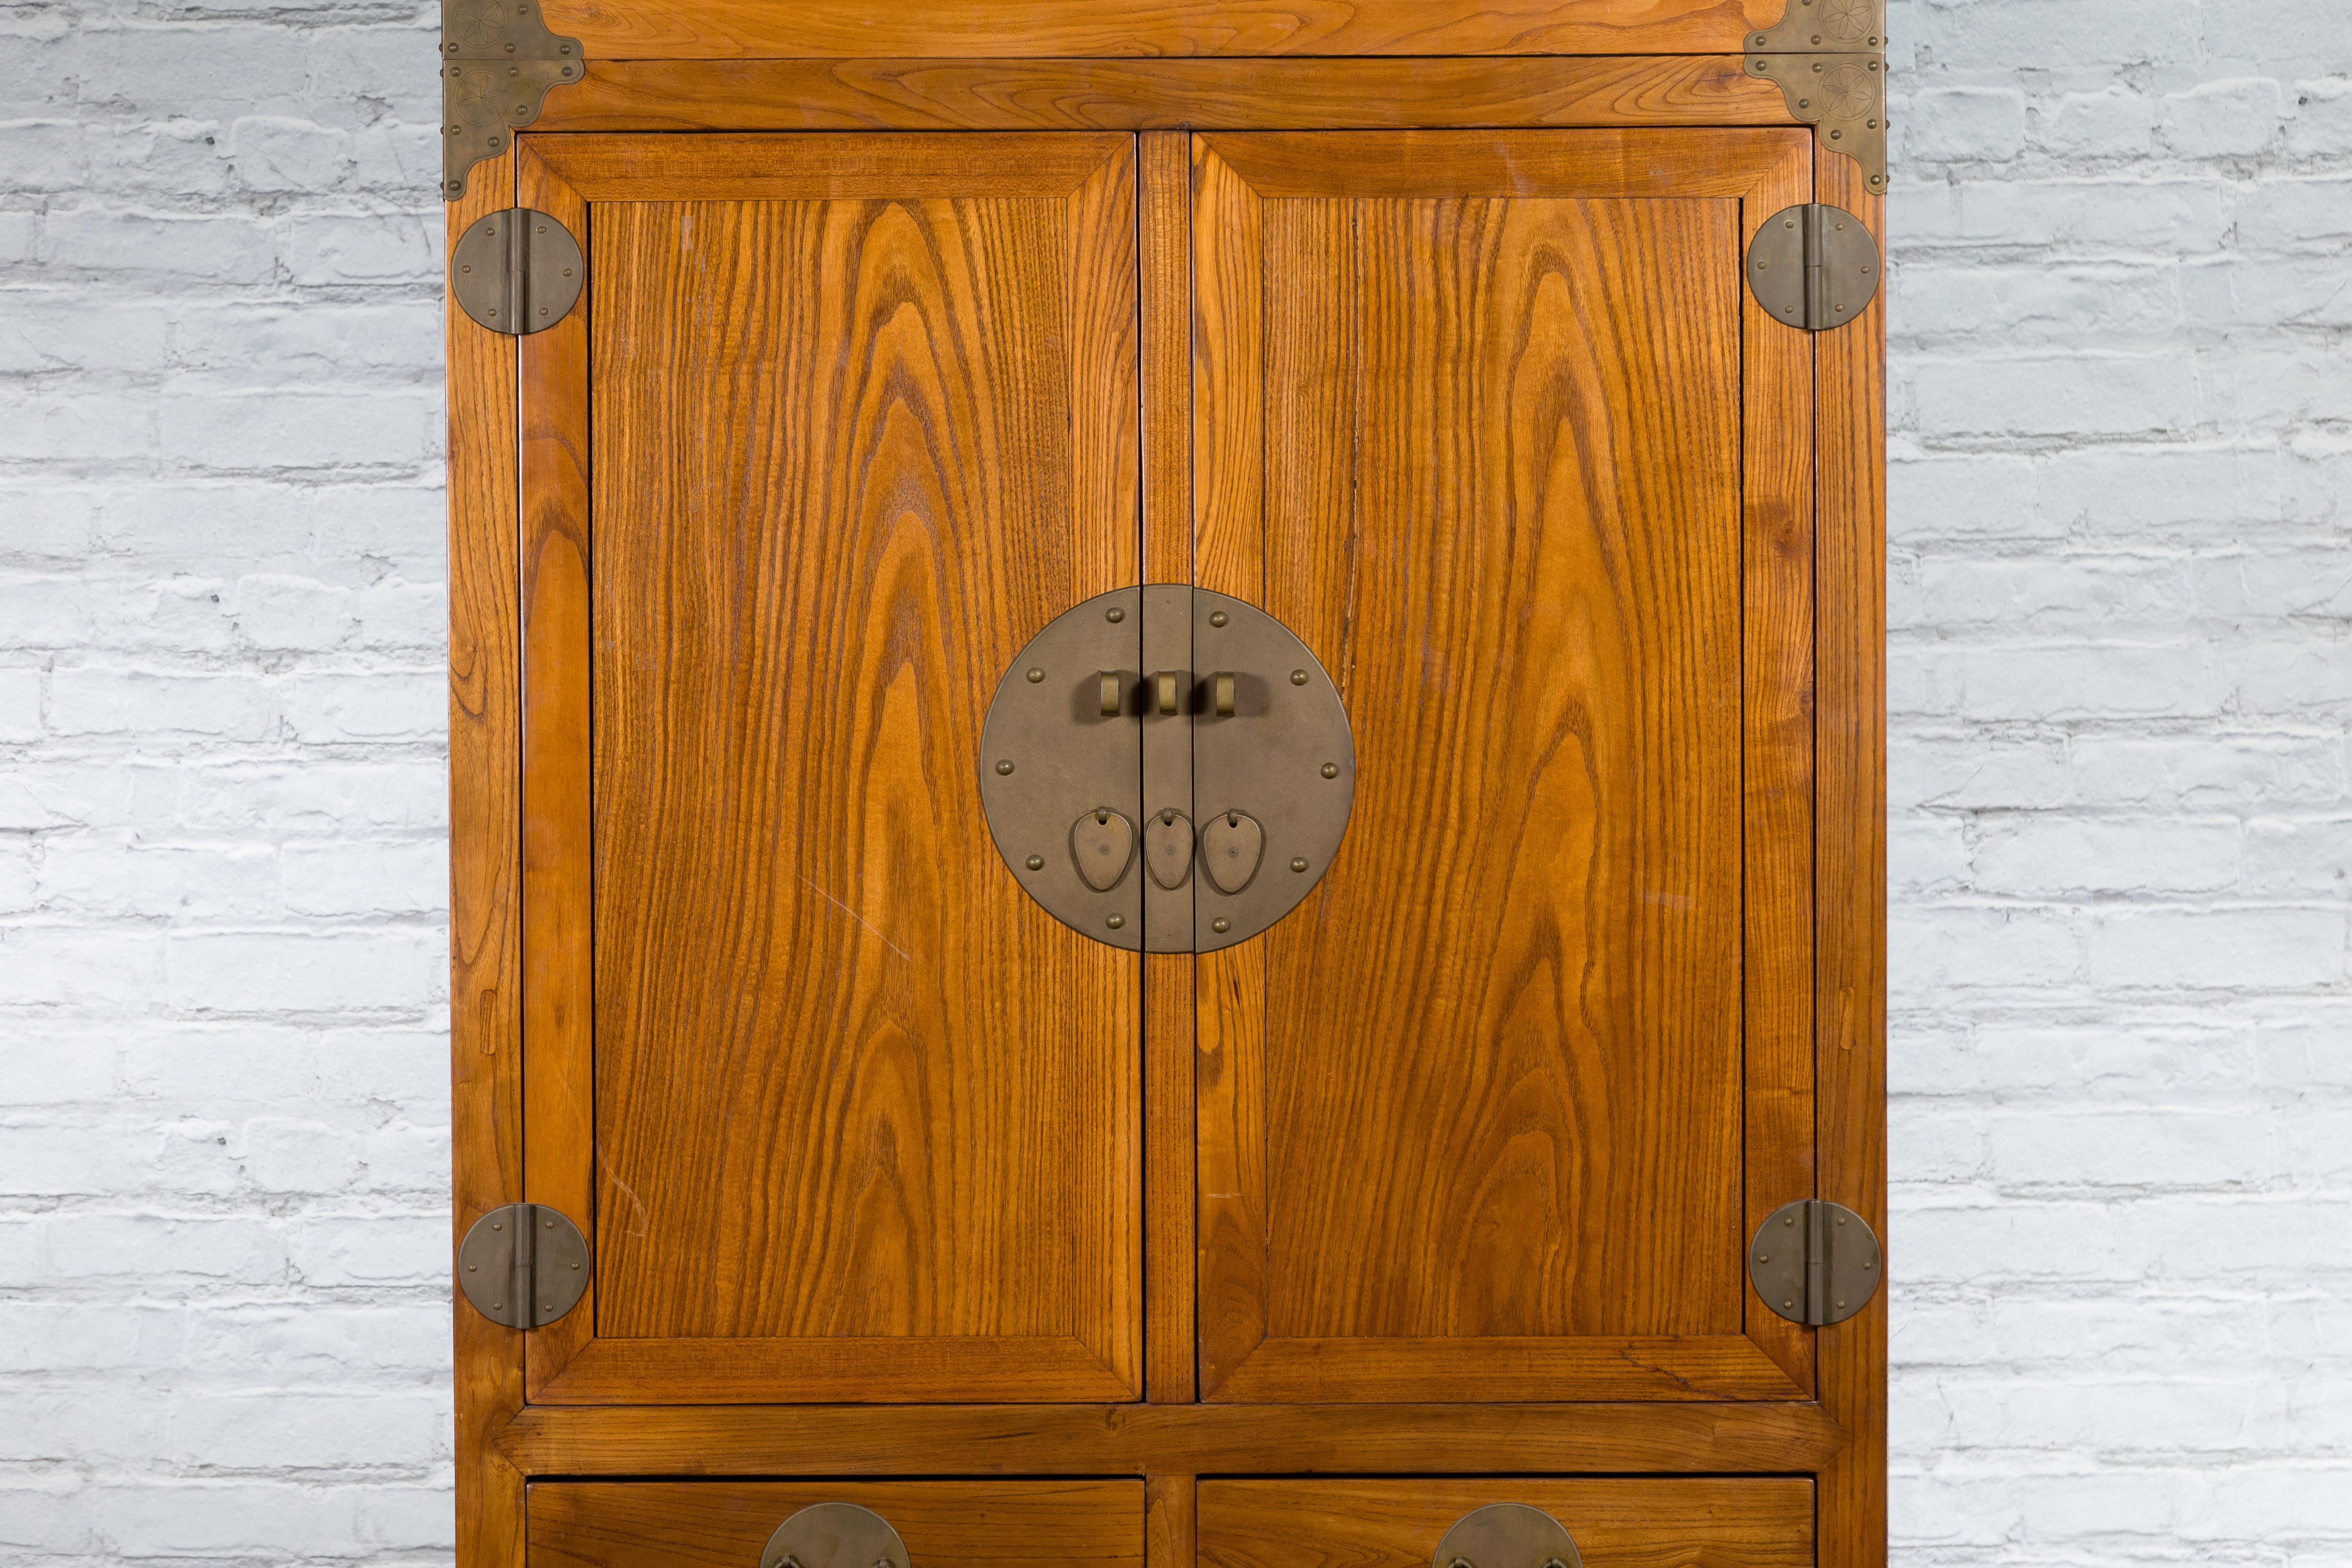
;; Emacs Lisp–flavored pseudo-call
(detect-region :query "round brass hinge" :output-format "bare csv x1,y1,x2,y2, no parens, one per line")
456,1202,588,1328
450,208,582,336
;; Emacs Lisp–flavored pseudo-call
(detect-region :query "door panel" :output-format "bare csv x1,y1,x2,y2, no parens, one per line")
1198,1479,1812,1568
530,1481,1145,1568
518,132,1141,1403
1193,130,1816,1401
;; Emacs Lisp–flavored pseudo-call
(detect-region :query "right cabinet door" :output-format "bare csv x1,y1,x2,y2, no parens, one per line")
1192,129,1820,1402
1199,1480,1812,1568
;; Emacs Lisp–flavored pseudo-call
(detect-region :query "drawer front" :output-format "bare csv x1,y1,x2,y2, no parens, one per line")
530,1481,1145,1568
1199,1479,1812,1568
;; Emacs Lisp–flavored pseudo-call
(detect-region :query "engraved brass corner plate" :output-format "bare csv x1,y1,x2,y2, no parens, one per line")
1747,203,1881,331
456,1202,588,1328
1746,0,1887,194
1750,1198,1883,1326
978,588,1355,953
441,0,582,200
760,1504,909,1568
1435,1505,1582,1568
450,208,583,334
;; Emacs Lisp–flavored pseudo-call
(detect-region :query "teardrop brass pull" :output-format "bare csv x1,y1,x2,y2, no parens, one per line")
1098,671,1123,717
1070,808,1136,891
1210,671,1236,717
1200,810,1263,894
1145,809,1194,890
1153,670,1183,716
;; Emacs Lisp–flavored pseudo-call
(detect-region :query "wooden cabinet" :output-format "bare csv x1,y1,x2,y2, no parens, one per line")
448,4,1884,1567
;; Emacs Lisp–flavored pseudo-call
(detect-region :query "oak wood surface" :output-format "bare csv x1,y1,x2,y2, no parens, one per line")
514,145,600,1401
519,130,1143,1404
534,0,1780,61
447,142,527,1568
1197,1479,1812,1568
530,1481,1144,1568
1737,145,1819,1394
535,55,1787,133
1815,151,1889,1568
496,1401,1851,1477
1191,129,1814,1403
527,132,1136,202
1141,129,1197,1405
1145,1478,1194,1568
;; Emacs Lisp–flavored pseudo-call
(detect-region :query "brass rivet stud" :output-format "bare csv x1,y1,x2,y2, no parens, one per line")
996,760,1014,775
1290,858,1308,873
1212,918,1231,934
1783,1215,1795,1226
1026,668,1043,683
1320,762,1338,779
1025,854,1044,871
1782,1299,1795,1310
467,1263,478,1271
1106,606,1124,623
1290,669,1308,685
1210,610,1228,628
1107,914,1126,929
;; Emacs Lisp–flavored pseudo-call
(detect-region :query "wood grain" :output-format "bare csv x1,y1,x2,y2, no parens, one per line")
534,0,1781,61
1145,1478,1194,1568
1192,129,1814,1403
530,1481,1143,1568
514,131,1141,1404
536,55,1788,133
497,1401,1851,1477
1198,1479,1812,1568
527,132,1133,202
1140,129,1196,1405
1814,150,1889,1568
447,141,526,1568
1735,145,1818,1395
514,144,599,1401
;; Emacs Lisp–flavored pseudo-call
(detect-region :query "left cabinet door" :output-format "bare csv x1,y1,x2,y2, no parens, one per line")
506,132,1142,1404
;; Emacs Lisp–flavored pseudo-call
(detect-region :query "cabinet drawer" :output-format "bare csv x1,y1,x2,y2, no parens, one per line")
1198,1479,1811,1568
530,1481,1145,1568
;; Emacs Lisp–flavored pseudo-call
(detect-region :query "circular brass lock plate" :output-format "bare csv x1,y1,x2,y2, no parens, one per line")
977,588,1354,952
1434,1504,1581,1568
760,1503,909,1568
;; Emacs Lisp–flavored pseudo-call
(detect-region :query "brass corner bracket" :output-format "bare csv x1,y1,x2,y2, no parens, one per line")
1745,0,1887,195
441,0,583,201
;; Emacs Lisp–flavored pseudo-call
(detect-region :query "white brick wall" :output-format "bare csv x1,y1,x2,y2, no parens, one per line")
1886,0,2352,1559
0,1,453,1561
1,0,2346,1562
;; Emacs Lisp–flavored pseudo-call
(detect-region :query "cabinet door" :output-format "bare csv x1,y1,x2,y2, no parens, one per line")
512,132,1141,1403
1192,129,1817,1401
1199,1479,1811,1568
